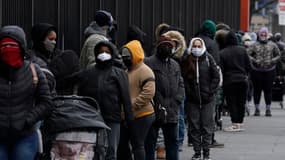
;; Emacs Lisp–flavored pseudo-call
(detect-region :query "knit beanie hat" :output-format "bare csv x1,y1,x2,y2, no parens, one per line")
94,10,113,27
201,20,216,37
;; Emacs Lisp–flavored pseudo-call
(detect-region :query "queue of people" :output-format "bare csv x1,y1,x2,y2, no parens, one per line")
0,9,284,160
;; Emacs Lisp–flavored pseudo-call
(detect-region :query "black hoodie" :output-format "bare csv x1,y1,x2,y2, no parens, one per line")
77,41,134,123
29,23,58,64
219,31,251,86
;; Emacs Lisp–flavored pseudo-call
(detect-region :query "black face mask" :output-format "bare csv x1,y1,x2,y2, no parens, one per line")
156,46,172,59
123,56,132,69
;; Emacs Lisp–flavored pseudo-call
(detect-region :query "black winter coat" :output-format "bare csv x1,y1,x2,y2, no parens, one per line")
145,55,184,123
77,65,134,123
182,53,220,105
0,61,52,140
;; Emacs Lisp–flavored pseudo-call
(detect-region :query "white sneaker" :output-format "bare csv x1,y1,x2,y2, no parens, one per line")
223,124,241,132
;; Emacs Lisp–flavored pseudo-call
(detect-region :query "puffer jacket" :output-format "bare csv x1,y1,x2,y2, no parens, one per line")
0,25,52,140
77,41,134,123
0,61,52,140
182,53,220,105
145,55,184,123
247,40,280,70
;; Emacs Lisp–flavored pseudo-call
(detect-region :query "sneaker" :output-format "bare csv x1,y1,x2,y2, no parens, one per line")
237,123,245,131
265,109,272,117
191,153,201,160
223,124,241,132
209,140,224,148
254,109,260,116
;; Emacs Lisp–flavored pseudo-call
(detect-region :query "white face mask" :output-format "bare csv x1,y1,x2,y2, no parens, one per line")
44,38,56,52
191,47,203,57
97,52,111,61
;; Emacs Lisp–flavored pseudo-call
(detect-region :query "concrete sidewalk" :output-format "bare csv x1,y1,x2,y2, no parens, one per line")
180,102,285,160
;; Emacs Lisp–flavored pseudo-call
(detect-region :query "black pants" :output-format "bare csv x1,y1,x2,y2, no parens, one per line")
251,69,276,105
223,82,248,123
187,101,215,155
145,123,179,160
117,114,155,160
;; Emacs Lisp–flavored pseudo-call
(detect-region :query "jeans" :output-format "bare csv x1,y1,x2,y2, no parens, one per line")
0,131,38,160
145,123,179,160
106,122,121,160
178,98,185,146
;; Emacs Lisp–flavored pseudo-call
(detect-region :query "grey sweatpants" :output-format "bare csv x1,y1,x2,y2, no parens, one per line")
187,101,215,155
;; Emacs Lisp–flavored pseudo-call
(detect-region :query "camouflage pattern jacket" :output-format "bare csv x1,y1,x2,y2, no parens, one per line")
247,41,280,70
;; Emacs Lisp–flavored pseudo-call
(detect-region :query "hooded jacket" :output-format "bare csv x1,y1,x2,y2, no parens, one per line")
163,30,186,60
30,23,58,65
247,28,280,71
145,45,184,123
219,31,251,86
181,38,220,105
77,41,134,123
122,40,155,118
79,21,109,69
0,26,52,140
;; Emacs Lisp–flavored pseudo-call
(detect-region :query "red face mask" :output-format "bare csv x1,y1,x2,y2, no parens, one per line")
0,38,23,68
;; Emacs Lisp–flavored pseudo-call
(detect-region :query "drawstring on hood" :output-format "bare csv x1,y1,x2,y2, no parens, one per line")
187,37,207,57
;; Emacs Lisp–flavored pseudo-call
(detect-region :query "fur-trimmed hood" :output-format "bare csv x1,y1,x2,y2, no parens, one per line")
155,23,170,41
163,30,186,59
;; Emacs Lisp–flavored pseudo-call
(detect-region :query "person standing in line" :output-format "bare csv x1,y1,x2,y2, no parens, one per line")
117,25,155,160
144,36,184,160
0,25,53,160
79,10,114,69
197,19,224,148
220,31,251,132
181,37,220,160
247,27,280,116
76,41,134,160
28,23,59,94
163,30,187,152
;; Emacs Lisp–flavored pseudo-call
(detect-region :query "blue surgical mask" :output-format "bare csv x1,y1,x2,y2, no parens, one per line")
191,48,203,57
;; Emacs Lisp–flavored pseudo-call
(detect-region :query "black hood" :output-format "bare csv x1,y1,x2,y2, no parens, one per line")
31,23,57,52
224,31,238,47
94,40,117,59
0,25,27,56
84,21,107,39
